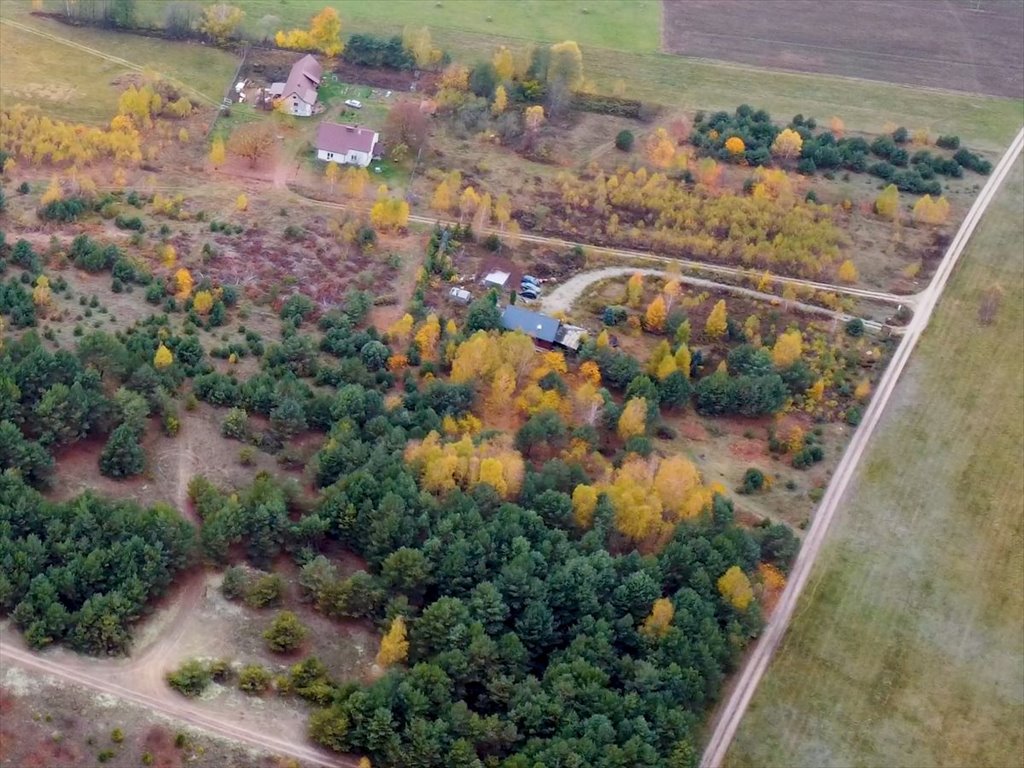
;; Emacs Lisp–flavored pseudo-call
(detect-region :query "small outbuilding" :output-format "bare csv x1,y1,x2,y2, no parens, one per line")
316,122,380,167
448,287,472,304
483,271,511,289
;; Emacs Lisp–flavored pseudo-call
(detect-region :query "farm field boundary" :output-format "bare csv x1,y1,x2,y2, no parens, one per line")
702,126,1024,768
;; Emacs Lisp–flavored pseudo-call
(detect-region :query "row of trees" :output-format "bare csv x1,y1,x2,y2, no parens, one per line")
1,105,143,168
690,105,989,190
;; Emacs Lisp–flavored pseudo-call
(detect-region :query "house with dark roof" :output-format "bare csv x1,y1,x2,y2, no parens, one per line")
500,306,561,349
271,54,322,117
315,122,380,167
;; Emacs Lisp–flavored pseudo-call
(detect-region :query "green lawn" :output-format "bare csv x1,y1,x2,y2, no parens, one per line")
726,156,1024,768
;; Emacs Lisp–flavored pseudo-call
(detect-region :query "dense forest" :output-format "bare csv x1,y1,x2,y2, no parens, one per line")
0,227,799,766
181,305,798,767
0,474,194,654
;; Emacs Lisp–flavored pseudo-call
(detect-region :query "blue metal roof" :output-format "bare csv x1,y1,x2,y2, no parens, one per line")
501,306,560,343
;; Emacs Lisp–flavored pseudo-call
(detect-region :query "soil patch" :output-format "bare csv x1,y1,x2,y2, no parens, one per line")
662,0,1024,98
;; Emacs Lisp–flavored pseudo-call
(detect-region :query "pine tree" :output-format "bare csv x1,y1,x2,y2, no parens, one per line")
263,611,308,653
100,423,145,478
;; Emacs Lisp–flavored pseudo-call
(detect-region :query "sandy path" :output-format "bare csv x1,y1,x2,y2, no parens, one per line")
700,126,1024,768
540,265,886,331
0,642,356,767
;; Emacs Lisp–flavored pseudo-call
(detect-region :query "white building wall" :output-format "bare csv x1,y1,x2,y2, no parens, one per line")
317,148,372,167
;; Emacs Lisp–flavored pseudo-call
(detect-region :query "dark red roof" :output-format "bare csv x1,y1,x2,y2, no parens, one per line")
316,122,379,155
282,54,322,104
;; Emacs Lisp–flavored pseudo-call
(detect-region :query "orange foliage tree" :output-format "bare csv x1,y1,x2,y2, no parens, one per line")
640,598,675,638
770,128,803,160
717,566,753,611
724,136,746,156
617,398,647,440
375,617,408,667
705,299,727,340
645,295,667,333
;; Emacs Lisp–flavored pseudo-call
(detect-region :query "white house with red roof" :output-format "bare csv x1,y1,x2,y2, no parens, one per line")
270,54,322,117
315,122,380,168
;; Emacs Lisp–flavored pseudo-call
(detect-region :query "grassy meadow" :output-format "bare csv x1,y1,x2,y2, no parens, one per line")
2,1,1021,150
135,0,663,55
0,7,237,124
725,156,1024,768
231,0,1023,150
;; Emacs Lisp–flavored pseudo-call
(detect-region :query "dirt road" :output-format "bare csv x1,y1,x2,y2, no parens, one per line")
539,265,886,331
0,642,357,767
700,125,1024,768
299,195,913,307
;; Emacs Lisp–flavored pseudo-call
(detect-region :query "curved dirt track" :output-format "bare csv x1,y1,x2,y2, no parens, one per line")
701,126,1024,768
0,643,356,768
540,265,886,331
0,409,356,767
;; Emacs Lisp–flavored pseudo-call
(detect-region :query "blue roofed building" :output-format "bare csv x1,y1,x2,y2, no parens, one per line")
500,306,560,348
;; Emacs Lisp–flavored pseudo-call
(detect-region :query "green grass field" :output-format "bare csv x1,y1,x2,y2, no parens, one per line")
5,1,1022,150
224,0,1022,151
0,6,238,124
726,156,1024,768
136,0,662,55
